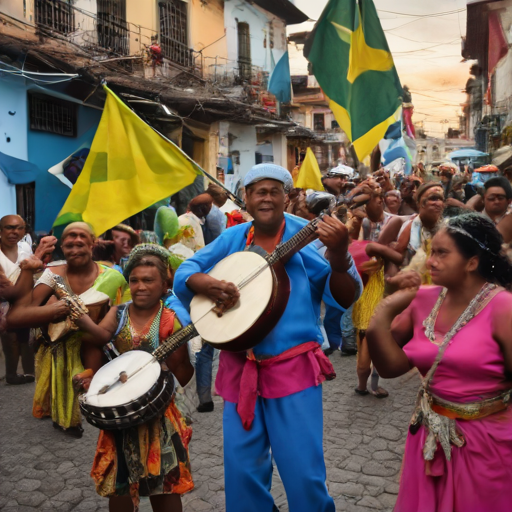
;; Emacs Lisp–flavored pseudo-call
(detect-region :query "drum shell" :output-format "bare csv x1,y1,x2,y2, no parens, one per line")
79,370,175,430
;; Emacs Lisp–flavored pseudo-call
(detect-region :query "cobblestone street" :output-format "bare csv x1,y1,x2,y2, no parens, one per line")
0,353,420,512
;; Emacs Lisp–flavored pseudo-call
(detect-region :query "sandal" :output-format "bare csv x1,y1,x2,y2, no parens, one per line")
354,387,370,396
370,387,389,399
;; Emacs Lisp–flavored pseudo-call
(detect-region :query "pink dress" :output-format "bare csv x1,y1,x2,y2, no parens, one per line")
395,286,512,512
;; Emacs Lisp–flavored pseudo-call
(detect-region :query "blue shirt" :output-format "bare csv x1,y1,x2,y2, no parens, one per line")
174,213,360,357
164,291,192,327
204,205,226,245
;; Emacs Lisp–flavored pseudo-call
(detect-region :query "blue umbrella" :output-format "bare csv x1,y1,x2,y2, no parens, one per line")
448,149,489,159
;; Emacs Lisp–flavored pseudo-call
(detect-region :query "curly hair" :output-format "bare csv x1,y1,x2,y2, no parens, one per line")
444,213,512,287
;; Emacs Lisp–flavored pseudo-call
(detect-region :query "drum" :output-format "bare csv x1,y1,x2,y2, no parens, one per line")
79,351,174,430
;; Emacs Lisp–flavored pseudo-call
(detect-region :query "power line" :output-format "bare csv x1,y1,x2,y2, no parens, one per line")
386,32,460,45
378,8,465,18
393,38,460,54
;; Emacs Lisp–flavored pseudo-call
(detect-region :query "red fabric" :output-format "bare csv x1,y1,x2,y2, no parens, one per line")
236,342,336,430
489,12,509,74
486,12,509,105
348,240,371,278
403,107,416,139
226,211,246,228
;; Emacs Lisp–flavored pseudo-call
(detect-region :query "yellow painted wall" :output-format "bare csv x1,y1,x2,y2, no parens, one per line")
125,0,158,55
188,0,228,78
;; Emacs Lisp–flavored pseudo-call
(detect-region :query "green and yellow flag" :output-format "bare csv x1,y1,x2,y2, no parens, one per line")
295,148,324,191
304,0,402,161
53,86,202,237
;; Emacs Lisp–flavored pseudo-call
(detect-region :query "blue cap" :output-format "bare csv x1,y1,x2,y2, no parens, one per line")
243,164,294,192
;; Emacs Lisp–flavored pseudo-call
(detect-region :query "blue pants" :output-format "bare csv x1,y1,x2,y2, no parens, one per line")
323,305,342,350
195,342,215,405
223,385,335,512
341,304,357,352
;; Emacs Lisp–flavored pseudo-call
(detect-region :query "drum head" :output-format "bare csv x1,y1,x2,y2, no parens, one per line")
85,351,161,408
190,251,273,344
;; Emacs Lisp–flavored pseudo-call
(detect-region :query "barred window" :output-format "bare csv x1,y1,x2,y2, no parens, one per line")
29,94,77,137
237,22,251,79
159,0,193,67
97,0,129,55
35,0,75,35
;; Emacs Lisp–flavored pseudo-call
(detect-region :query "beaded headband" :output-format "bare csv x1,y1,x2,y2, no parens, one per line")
445,224,499,257
123,243,172,280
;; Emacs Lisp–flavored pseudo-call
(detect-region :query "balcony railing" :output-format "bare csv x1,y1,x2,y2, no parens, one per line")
35,0,75,35
97,12,129,55
160,36,194,68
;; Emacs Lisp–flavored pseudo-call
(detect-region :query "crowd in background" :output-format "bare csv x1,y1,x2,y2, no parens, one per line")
1,159,512,512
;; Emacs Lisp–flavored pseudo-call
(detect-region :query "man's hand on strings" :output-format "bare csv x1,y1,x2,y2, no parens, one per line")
187,274,240,313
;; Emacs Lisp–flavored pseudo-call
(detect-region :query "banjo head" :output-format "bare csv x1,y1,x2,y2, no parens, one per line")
84,351,161,408
190,251,273,345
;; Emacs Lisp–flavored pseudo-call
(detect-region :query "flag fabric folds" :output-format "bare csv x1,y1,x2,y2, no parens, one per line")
53,86,202,237
304,0,402,161
295,148,324,191
268,51,292,103
486,11,509,105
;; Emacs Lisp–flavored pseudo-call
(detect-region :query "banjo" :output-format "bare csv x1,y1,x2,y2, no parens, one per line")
189,210,338,352
79,322,198,430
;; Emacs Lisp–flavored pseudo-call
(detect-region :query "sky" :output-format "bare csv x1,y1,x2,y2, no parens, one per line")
287,0,470,138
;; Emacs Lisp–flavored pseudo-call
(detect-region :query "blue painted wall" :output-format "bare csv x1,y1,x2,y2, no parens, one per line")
27,101,101,232
0,75,102,232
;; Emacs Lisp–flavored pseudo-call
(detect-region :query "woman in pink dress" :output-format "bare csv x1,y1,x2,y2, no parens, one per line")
367,212,512,512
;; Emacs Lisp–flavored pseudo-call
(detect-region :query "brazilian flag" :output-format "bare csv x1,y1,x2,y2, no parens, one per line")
304,0,403,161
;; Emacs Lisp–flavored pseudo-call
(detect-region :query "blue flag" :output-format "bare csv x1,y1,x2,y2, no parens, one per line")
268,51,291,103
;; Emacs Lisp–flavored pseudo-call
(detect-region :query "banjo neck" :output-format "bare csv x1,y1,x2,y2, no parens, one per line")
266,216,323,266
152,323,198,362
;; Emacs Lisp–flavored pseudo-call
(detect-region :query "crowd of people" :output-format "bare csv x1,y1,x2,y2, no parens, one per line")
0,160,511,512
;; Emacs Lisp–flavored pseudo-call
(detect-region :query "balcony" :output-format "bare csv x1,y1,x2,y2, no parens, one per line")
35,0,75,35
160,36,195,68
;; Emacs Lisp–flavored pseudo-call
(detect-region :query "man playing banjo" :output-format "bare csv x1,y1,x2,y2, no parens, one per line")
174,164,361,512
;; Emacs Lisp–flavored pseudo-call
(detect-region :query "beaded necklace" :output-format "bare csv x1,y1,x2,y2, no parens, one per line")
128,301,163,351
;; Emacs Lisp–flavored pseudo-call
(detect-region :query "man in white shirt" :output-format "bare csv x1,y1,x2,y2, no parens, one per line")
0,215,55,384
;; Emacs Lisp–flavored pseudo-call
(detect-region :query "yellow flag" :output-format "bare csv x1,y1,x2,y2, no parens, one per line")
53,86,201,237
295,148,324,191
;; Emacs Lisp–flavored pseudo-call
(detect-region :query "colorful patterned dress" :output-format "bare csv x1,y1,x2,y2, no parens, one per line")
90,305,193,510
33,264,128,429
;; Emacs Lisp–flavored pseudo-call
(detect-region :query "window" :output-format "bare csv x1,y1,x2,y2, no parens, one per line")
97,0,129,55
255,153,274,164
16,183,35,231
29,94,77,137
159,0,193,67
35,0,75,35
237,22,251,80
331,120,339,129
314,113,325,131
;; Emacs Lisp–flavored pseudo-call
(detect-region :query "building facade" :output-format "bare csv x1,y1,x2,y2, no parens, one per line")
0,0,307,230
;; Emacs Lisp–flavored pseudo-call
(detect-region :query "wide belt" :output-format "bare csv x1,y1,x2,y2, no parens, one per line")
430,389,511,421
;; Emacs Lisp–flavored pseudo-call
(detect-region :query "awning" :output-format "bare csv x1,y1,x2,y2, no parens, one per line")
492,145,512,168
449,149,489,159
0,151,40,184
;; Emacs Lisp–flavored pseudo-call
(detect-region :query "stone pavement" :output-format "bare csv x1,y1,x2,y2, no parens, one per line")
0,353,420,512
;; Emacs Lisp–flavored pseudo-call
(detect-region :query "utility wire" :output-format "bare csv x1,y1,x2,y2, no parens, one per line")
378,8,465,18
